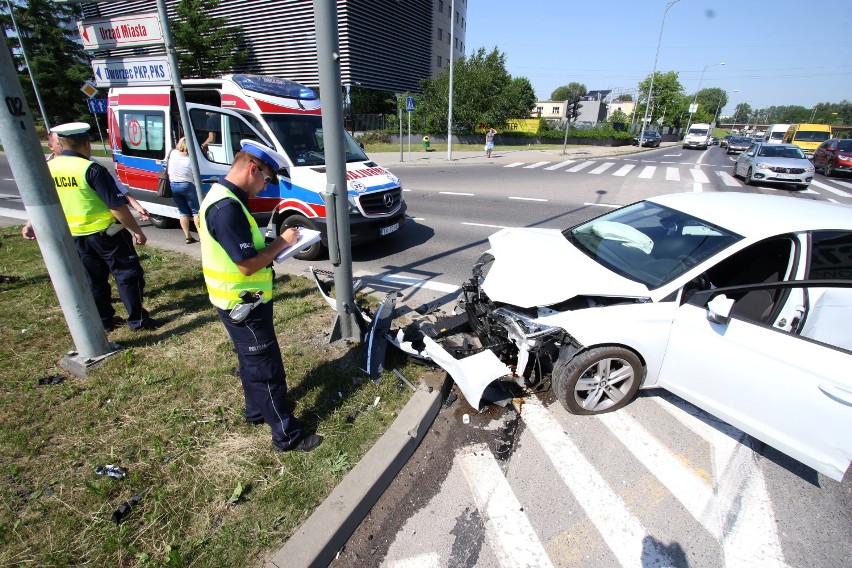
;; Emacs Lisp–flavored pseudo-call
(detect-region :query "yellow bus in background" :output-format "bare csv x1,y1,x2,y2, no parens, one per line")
783,124,832,156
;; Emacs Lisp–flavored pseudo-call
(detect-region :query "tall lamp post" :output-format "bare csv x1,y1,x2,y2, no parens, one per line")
638,0,680,148
712,89,736,129
685,61,725,132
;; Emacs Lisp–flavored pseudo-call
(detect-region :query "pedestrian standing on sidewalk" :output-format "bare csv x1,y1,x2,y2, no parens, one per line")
485,127,496,158
166,137,200,244
198,139,323,453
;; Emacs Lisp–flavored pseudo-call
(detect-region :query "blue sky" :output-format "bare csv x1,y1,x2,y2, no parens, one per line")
463,0,852,115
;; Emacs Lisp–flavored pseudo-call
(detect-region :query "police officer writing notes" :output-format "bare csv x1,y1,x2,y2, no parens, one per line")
24,122,159,332
199,140,323,453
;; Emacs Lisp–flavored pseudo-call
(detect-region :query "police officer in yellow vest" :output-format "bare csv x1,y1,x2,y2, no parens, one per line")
199,140,322,453
47,122,159,331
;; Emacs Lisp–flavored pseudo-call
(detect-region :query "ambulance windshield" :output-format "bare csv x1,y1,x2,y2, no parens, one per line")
263,114,368,166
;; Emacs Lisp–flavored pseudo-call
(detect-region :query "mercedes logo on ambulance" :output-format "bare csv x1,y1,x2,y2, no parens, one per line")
383,193,394,208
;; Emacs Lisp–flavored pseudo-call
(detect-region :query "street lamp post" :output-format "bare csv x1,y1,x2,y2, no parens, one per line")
685,61,725,133
638,0,680,149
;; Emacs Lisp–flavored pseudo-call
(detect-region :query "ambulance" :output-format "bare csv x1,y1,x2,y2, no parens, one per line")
107,74,406,260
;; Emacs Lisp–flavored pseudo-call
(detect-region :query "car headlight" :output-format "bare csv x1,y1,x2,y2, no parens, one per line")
804,166,815,173
756,162,772,169
491,307,562,340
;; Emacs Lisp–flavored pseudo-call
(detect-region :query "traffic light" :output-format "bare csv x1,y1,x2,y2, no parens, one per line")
565,100,575,121
572,97,582,121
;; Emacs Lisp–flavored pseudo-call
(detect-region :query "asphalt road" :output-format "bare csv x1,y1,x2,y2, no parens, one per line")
3,148,852,568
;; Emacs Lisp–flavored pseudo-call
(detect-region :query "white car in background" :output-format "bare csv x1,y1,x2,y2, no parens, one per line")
396,192,852,481
734,142,815,190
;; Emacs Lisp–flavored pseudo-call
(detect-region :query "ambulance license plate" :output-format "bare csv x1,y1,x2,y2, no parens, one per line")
380,222,399,236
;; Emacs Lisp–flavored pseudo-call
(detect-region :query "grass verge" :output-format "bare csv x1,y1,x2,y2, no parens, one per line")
0,228,417,567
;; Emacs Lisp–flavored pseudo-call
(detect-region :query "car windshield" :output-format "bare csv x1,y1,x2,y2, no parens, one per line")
837,140,852,151
689,129,708,136
795,131,831,142
565,201,742,288
757,146,805,158
262,114,368,166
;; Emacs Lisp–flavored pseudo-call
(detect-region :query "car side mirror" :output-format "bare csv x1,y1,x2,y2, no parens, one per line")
706,294,735,325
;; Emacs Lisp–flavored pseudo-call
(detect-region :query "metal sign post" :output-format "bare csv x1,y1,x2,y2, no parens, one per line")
406,97,415,162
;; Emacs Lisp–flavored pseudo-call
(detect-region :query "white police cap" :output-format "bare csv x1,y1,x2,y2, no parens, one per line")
240,139,287,183
51,122,91,138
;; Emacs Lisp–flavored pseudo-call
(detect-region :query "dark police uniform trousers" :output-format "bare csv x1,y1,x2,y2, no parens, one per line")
216,300,302,450
74,226,148,329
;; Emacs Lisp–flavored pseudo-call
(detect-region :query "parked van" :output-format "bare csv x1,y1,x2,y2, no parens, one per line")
783,123,832,156
107,74,406,260
763,124,791,144
682,123,711,149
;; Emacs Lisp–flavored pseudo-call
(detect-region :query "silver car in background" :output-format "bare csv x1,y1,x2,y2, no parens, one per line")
734,142,815,190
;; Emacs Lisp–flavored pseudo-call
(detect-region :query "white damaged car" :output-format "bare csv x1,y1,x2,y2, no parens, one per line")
386,192,852,481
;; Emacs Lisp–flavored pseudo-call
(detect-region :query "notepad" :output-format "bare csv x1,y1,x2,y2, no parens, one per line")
274,228,322,263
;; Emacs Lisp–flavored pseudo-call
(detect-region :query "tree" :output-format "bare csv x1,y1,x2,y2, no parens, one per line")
636,71,686,127
171,0,248,78
615,93,633,102
693,87,727,123
551,82,587,102
608,108,629,124
417,47,535,132
731,103,752,124
1,0,93,126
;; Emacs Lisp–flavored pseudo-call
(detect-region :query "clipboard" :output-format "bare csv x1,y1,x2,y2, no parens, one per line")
274,228,322,263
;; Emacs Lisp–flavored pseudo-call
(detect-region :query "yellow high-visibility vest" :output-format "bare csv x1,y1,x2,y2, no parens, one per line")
49,156,114,235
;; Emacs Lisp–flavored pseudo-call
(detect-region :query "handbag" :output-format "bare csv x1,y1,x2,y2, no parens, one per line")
156,168,172,198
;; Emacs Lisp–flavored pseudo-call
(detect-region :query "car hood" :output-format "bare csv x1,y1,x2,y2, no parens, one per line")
481,227,650,309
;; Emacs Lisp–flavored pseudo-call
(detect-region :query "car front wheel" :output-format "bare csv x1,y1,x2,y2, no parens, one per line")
553,346,643,415
148,214,178,229
745,167,755,185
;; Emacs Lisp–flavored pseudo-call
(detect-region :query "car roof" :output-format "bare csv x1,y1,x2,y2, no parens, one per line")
648,192,852,236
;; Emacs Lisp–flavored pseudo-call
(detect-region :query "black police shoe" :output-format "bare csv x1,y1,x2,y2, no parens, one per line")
276,434,323,453
132,317,162,331
103,316,126,332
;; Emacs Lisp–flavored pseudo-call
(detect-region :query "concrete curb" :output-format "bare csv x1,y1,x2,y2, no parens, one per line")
265,372,451,568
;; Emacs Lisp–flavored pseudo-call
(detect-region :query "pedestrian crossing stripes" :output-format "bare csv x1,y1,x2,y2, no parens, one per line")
500,159,852,198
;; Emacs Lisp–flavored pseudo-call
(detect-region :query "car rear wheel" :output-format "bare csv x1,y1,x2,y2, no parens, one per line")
553,346,643,415
824,162,835,177
281,214,323,260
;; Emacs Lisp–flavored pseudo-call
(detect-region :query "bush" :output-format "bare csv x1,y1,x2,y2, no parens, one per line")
354,131,392,144
538,125,633,141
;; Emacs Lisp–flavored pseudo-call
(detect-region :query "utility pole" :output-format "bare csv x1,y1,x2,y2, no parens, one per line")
314,0,360,342
0,26,116,376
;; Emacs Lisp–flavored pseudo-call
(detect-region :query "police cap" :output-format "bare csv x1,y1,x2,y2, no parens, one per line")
240,139,287,184
51,122,92,138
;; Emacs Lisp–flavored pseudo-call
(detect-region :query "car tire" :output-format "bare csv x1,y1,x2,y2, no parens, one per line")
148,214,178,229
281,214,324,260
553,346,643,415
745,167,755,185
824,162,834,177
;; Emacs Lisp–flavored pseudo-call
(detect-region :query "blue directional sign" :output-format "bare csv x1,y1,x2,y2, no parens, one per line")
406,97,415,112
87,98,108,114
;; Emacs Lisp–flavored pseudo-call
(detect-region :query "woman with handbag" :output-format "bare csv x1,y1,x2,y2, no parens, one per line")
166,137,201,244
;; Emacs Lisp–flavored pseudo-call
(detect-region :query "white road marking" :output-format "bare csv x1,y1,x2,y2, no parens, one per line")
717,171,741,187
459,444,554,568
522,398,676,567
439,191,474,196
831,179,852,190
523,161,551,169
664,153,682,157
387,552,441,568
694,182,703,193
504,162,524,168
544,159,576,170
462,221,510,229
638,165,656,179
665,167,680,181
0,192,22,199
651,393,787,567
590,162,615,174
508,196,547,202
566,160,595,173
612,164,635,177
0,207,27,219
689,168,710,183
811,179,852,196
379,274,459,294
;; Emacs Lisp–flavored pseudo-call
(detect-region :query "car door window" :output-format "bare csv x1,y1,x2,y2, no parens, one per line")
701,237,797,324
190,108,267,166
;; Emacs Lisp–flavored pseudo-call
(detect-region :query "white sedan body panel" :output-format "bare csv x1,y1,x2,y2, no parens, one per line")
537,301,679,388
657,301,852,481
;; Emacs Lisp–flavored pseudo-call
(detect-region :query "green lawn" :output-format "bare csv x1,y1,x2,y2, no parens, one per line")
0,230,416,566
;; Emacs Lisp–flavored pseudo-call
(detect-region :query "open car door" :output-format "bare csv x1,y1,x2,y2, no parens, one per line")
657,281,852,481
